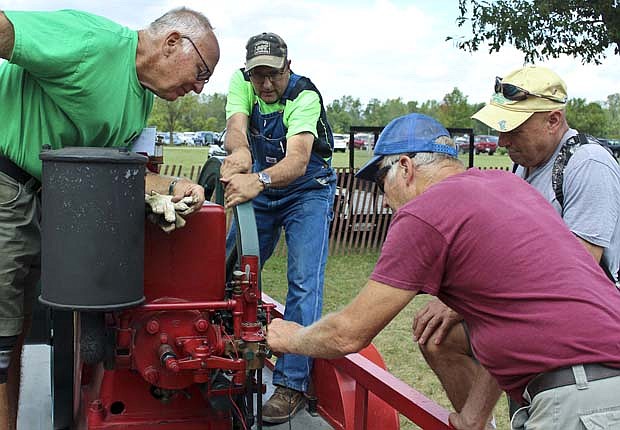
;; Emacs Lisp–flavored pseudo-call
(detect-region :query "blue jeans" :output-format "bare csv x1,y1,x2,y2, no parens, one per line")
227,180,335,392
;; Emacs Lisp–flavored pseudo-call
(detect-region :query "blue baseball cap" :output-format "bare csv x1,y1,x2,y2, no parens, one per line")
356,113,457,181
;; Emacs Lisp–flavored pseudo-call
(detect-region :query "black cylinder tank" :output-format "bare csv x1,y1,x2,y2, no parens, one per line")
39,147,147,310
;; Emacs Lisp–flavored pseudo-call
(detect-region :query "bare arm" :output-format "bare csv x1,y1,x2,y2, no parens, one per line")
221,113,253,178
262,132,312,187
0,11,15,60
267,280,417,358
449,366,502,430
576,236,604,263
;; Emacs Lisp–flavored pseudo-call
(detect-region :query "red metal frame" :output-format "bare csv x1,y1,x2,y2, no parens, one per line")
262,293,453,430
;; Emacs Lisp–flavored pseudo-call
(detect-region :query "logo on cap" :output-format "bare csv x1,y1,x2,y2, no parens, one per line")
253,41,271,56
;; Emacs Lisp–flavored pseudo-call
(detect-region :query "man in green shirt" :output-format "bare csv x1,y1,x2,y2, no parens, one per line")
0,7,219,428
221,32,336,424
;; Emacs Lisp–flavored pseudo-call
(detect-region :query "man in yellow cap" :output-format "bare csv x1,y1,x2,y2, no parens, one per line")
412,65,620,428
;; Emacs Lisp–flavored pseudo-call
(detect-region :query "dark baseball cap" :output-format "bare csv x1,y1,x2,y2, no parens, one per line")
245,32,287,72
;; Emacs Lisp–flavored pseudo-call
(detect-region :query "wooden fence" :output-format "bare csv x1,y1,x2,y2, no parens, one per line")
161,164,509,255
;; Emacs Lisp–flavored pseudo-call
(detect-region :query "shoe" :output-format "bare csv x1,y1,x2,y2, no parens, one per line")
262,386,306,424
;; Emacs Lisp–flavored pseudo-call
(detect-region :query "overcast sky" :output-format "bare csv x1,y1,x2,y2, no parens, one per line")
4,0,620,106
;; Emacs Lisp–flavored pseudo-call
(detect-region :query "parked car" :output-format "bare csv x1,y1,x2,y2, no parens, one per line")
181,132,196,145
455,136,470,154
597,137,620,158
474,135,498,155
333,133,348,153
158,132,182,145
194,131,217,146
353,133,373,150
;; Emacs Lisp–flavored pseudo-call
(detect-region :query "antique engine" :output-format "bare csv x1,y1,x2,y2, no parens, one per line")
39,148,271,429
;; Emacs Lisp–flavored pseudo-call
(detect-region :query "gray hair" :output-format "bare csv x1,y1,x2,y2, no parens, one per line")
380,136,462,181
147,8,213,53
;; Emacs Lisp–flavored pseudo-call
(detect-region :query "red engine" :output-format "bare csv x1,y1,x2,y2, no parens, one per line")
72,205,272,429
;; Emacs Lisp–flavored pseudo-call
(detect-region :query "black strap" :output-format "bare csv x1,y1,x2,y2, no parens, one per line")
551,133,619,283
552,133,592,210
0,156,36,185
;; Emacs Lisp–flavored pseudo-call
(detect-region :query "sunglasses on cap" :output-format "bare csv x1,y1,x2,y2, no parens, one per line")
494,76,567,103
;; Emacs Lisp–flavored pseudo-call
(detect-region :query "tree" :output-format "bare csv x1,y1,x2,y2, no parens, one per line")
148,96,195,140
326,95,363,132
436,88,476,128
603,93,620,137
566,98,608,136
451,1,620,64
364,98,411,126
200,93,227,131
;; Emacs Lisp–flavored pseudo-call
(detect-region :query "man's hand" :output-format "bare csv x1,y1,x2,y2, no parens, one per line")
171,181,205,214
448,412,489,430
220,148,252,178
266,318,303,354
220,173,262,209
412,298,463,345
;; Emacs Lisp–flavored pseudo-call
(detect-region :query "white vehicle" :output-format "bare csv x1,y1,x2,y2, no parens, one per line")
333,133,348,153
181,132,196,145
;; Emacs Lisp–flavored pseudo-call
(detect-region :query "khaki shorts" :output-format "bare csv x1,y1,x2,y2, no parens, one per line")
0,171,41,336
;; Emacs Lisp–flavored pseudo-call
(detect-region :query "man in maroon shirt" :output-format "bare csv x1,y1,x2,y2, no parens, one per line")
266,113,620,430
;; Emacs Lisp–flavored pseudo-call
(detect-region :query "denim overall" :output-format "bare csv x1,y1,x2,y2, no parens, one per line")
227,73,336,392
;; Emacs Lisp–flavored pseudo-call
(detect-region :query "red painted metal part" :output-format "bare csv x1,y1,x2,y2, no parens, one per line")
262,292,453,430
73,206,263,429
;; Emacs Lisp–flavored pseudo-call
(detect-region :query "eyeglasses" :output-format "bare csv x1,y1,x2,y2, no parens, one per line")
374,163,394,193
181,36,212,83
494,76,566,103
248,68,287,84
374,153,417,193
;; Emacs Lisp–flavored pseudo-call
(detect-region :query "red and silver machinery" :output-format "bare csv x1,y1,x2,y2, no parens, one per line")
50,200,272,430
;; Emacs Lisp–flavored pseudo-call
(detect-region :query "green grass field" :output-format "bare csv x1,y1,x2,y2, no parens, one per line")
162,145,513,172
163,145,512,429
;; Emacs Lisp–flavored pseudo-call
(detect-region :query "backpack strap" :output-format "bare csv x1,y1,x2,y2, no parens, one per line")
551,133,619,284
552,133,594,211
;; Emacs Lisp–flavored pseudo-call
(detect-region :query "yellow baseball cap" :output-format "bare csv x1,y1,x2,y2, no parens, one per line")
472,66,567,132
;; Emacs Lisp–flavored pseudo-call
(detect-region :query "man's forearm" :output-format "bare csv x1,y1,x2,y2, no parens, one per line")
262,153,308,188
224,128,250,154
281,313,368,359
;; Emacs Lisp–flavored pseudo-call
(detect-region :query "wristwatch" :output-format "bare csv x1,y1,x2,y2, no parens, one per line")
257,171,272,190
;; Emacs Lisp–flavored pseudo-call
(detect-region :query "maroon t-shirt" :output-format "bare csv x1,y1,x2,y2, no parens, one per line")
372,169,620,400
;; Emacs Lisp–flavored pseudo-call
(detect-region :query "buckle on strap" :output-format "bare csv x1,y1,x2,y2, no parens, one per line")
526,363,620,400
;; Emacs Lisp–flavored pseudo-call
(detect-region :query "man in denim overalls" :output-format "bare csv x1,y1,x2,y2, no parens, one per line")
221,32,336,423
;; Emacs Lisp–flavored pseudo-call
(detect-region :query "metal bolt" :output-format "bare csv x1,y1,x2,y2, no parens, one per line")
146,319,160,334
144,366,159,384
194,319,208,332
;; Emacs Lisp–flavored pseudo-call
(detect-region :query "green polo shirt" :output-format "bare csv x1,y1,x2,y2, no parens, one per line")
0,10,153,179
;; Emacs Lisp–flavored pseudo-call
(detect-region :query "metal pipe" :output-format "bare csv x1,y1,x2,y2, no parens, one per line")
134,300,236,312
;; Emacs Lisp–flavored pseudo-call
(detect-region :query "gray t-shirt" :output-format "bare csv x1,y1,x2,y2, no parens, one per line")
515,129,620,285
